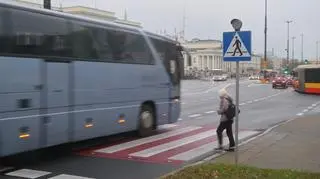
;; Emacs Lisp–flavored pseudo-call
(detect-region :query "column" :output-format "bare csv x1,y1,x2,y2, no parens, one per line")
209,56,213,70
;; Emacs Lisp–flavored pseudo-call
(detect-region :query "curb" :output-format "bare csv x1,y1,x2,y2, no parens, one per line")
159,131,262,179
199,116,298,163
159,116,300,179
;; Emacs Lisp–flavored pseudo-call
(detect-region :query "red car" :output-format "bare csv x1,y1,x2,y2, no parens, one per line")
286,78,293,86
272,77,288,89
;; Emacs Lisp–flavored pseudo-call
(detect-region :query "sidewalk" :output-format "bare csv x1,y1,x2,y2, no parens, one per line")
211,114,320,173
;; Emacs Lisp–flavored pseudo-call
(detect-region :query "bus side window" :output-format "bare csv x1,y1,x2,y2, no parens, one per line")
105,30,154,65
7,8,71,57
69,22,98,59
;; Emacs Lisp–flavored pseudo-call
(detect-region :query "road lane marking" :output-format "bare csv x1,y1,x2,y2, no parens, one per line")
158,124,178,129
5,169,51,179
129,129,217,158
49,174,95,179
189,114,201,118
239,103,246,105
297,113,304,116
168,131,259,161
303,109,309,113
308,106,313,109
312,104,317,107
95,126,202,153
205,111,216,114
178,118,183,121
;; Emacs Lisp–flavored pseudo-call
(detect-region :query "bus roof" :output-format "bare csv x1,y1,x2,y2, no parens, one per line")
0,1,176,44
295,64,320,70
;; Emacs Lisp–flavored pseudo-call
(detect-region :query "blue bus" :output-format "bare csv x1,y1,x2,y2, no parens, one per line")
0,2,182,157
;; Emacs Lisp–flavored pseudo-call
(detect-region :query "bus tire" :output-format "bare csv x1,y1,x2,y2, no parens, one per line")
138,104,155,137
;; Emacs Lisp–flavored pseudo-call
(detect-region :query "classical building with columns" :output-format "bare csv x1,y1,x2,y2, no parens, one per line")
8,0,142,28
182,38,262,76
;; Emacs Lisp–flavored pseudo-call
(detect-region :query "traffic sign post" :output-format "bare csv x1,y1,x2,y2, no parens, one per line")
223,19,252,165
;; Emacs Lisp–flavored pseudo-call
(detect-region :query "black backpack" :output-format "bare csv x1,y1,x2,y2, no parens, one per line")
225,97,240,120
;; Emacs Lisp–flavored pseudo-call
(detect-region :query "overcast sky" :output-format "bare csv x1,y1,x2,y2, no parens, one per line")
49,0,320,60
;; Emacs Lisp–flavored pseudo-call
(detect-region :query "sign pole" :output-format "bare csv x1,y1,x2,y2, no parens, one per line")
235,61,240,165
223,19,251,166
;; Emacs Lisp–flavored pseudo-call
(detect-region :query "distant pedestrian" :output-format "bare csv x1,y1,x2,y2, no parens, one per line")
215,88,235,152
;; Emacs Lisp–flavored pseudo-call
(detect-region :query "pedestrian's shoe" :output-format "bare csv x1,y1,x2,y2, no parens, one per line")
224,147,235,152
214,146,223,151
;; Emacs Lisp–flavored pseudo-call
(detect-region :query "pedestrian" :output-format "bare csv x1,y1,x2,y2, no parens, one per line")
215,88,235,152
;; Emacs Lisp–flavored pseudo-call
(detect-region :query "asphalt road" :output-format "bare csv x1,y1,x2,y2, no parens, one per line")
2,79,320,179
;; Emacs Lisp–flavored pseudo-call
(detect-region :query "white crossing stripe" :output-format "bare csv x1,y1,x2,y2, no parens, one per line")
169,131,259,161
129,129,216,158
312,106,320,113
189,114,201,118
49,174,95,179
205,111,216,114
95,126,202,153
158,124,178,129
5,169,51,179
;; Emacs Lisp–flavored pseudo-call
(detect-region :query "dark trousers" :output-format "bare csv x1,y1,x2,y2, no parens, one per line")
216,120,235,148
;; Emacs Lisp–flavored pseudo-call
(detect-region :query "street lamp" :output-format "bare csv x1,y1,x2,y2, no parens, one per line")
317,41,319,64
301,33,304,62
292,36,296,62
44,0,51,9
264,0,268,70
286,20,293,66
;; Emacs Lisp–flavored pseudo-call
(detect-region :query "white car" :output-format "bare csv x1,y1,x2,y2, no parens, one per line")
249,76,259,80
213,75,227,81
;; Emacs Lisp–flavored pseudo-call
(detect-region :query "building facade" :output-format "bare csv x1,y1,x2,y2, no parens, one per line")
8,0,142,28
182,38,262,77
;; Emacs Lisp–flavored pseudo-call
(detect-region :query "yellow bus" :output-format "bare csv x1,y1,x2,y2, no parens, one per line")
293,64,320,94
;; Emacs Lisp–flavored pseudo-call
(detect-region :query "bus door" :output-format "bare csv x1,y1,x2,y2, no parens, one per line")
40,60,71,147
167,45,182,123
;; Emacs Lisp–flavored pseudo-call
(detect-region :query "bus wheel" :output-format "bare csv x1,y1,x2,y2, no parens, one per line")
138,105,155,137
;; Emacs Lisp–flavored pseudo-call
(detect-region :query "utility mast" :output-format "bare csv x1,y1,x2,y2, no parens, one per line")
181,0,187,41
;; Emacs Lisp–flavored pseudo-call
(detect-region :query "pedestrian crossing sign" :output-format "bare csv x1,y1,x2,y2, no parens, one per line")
223,31,252,62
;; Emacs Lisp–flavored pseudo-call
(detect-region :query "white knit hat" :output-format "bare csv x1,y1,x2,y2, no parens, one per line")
219,88,228,97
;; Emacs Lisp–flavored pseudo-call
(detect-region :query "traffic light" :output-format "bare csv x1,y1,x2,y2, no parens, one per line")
304,59,308,64
284,67,289,74
44,0,51,9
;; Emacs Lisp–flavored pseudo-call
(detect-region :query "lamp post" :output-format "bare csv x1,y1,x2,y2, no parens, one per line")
292,36,296,67
44,0,51,9
301,33,304,62
264,0,267,69
317,41,319,64
286,20,293,66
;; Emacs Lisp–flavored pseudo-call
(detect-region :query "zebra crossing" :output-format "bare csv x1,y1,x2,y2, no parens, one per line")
4,169,94,179
1,124,260,179
76,124,260,164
